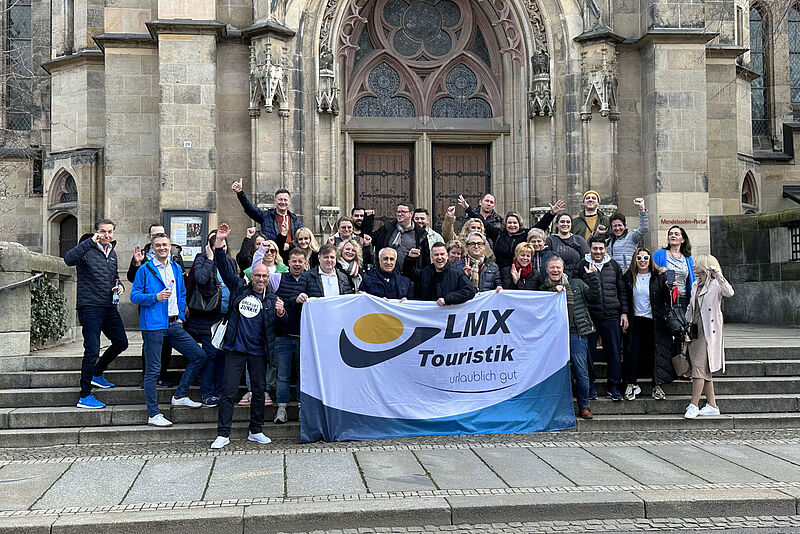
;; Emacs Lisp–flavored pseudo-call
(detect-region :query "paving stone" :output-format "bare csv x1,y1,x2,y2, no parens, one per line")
286,452,366,497
34,459,144,509
414,449,506,490
472,447,574,488
694,444,800,482
531,448,637,486
0,515,57,534
244,497,452,532
123,457,211,504
446,492,645,524
203,452,284,500
50,507,243,534
633,488,797,518
749,443,800,466
356,450,436,492
585,446,704,485
0,462,70,510
641,444,770,483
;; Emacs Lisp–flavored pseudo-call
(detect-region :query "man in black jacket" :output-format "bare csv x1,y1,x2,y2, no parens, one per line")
232,180,302,245
128,223,185,388
371,203,429,272
576,237,630,401
457,193,503,235
64,219,128,410
295,244,354,301
405,242,476,305
211,224,286,450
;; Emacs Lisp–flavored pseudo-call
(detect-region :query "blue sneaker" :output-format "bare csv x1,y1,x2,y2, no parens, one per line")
202,396,219,408
607,386,623,401
91,374,115,389
77,395,106,409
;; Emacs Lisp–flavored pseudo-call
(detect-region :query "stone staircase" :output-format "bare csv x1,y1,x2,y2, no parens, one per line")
0,325,798,447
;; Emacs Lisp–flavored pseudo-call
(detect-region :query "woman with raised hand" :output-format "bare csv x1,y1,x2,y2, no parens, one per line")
441,206,496,261
248,239,289,280
683,254,734,419
620,247,674,401
501,242,541,290
545,213,590,279
236,228,267,273
527,228,557,281
489,201,563,270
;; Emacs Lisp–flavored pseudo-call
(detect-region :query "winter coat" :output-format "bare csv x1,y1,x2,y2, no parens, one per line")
236,236,254,272
546,234,590,279
64,235,121,309
405,261,476,304
274,232,319,269
685,273,734,374
214,248,279,361
236,190,303,242
531,249,557,281
372,219,430,271
572,211,611,241
297,266,354,298
465,206,504,235
126,242,184,284
622,269,676,385
652,249,696,296
359,267,415,300
130,258,187,330
540,272,600,338
500,265,541,290
607,210,649,269
575,254,629,321
273,272,305,336
453,257,501,292
485,212,556,270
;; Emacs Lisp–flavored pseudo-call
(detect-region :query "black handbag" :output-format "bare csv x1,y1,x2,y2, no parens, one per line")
188,285,221,314
665,301,688,338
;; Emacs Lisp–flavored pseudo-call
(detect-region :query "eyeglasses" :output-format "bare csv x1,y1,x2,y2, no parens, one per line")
252,274,269,279
636,255,650,260
467,242,484,247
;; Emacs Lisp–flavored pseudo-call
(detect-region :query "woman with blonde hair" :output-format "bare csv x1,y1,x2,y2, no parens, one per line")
527,227,557,280
501,242,541,290
277,226,319,268
441,207,496,260
336,239,364,289
683,254,734,419
247,239,288,279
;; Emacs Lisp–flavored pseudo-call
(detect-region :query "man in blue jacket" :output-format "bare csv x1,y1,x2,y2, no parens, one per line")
231,179,302,245
359,247,414,300
64,219,128,410
131,233,207,427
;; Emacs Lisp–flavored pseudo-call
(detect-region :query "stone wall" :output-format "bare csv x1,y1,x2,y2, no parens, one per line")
710,208,800,326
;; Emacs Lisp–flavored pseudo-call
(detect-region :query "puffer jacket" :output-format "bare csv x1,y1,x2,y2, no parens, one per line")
575,254,629,321
621,269,676,385
607,210,649,269
359,267,414,300
405,261,476,304
500,265,541,290
64,234,120,309
541,272,600,337
453,257,501,292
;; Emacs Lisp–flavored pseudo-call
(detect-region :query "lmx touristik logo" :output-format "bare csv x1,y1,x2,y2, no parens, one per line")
338,309,516,369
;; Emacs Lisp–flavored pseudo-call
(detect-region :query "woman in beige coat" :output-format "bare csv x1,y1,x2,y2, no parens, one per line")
683,254,734,419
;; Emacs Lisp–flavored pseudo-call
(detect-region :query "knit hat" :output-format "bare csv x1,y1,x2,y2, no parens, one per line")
583,190,600,203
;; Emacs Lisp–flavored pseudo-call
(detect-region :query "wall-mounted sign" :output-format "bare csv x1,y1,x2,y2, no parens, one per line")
163,211,208,264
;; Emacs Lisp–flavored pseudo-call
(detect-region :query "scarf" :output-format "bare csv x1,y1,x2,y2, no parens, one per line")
467,255,484,288
338,258,360,278
513,259,532,279
390,223,414,247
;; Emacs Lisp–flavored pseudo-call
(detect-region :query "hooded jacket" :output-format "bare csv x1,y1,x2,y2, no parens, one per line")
575,253,629,321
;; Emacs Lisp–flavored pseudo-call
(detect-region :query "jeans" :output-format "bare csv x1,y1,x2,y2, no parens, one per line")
587,319,623,389
625,316,655,385
139,341,172,382
569,333,590,409
190,332,225,399
217,350,266,437
142,321,207,417
77,306,129,398
275,337,300,404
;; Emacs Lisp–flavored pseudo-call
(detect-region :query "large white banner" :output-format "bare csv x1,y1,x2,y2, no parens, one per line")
300,290,575,442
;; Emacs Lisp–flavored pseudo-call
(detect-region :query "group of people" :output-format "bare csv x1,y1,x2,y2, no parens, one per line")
63,181,733,449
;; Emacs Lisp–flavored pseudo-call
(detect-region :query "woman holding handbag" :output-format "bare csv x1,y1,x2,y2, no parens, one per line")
683,254,734,419
620,248,675,401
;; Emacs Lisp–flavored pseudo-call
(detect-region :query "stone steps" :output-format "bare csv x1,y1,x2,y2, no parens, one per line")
577,412,800,431
583,394,800,415
593,376,800,395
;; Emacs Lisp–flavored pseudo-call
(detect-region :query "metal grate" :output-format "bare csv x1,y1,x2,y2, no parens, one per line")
792,226,800,261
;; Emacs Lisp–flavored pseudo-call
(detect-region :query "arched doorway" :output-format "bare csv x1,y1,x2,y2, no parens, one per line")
58,215,78,257
742,172,758,214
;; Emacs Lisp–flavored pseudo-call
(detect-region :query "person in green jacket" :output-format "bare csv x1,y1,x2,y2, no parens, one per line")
572,190,610,241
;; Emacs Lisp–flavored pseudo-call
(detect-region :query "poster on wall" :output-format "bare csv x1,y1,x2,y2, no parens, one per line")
164,212,207,264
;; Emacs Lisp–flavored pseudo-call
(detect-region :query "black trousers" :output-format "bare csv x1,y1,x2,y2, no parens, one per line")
77,306,129,398
624,316,655,384
217,350,266,438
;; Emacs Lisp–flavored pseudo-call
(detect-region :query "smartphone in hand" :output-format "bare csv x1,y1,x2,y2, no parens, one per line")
666,270,676,285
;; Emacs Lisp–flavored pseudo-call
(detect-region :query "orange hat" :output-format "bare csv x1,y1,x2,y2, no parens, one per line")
583,190,600,203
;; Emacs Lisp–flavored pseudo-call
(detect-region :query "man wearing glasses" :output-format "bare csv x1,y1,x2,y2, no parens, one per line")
372,203,430,271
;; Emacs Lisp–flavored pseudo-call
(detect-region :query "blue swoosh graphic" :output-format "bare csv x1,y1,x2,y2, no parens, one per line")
339,326,441,368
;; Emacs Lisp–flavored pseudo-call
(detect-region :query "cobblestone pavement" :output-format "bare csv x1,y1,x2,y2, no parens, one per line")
281,516,800,533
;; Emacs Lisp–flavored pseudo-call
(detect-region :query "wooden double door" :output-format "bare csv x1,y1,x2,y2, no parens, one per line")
354,143,490,231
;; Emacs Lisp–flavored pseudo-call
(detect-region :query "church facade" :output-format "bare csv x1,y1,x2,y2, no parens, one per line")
0,0,797,259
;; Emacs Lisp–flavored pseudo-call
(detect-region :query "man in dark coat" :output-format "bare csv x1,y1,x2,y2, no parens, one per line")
295,244,354,301
372,202,429,272
359,247,414,300
576,237,630,401
232,179,302,245
457,193,503,235
404,242,476,305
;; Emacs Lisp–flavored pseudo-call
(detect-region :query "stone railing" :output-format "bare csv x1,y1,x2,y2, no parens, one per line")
0,242,77,367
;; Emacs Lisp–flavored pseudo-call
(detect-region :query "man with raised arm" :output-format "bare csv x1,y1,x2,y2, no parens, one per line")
231,179,302,247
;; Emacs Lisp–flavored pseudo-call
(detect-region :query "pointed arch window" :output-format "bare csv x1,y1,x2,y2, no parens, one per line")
742,172,758,213
790,5,800,118
750,4,771,148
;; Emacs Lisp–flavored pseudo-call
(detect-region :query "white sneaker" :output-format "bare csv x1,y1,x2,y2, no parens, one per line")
684,404,700,419
147,413,173,427
274,405,288,424
171,396,202,408
238,392,252,406
210,435,230,449
624,384,641,401
698,404,721,416
248,432,272,444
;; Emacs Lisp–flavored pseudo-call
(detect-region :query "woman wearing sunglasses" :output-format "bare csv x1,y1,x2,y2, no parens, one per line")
247,239,289,280
621,247,675,401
